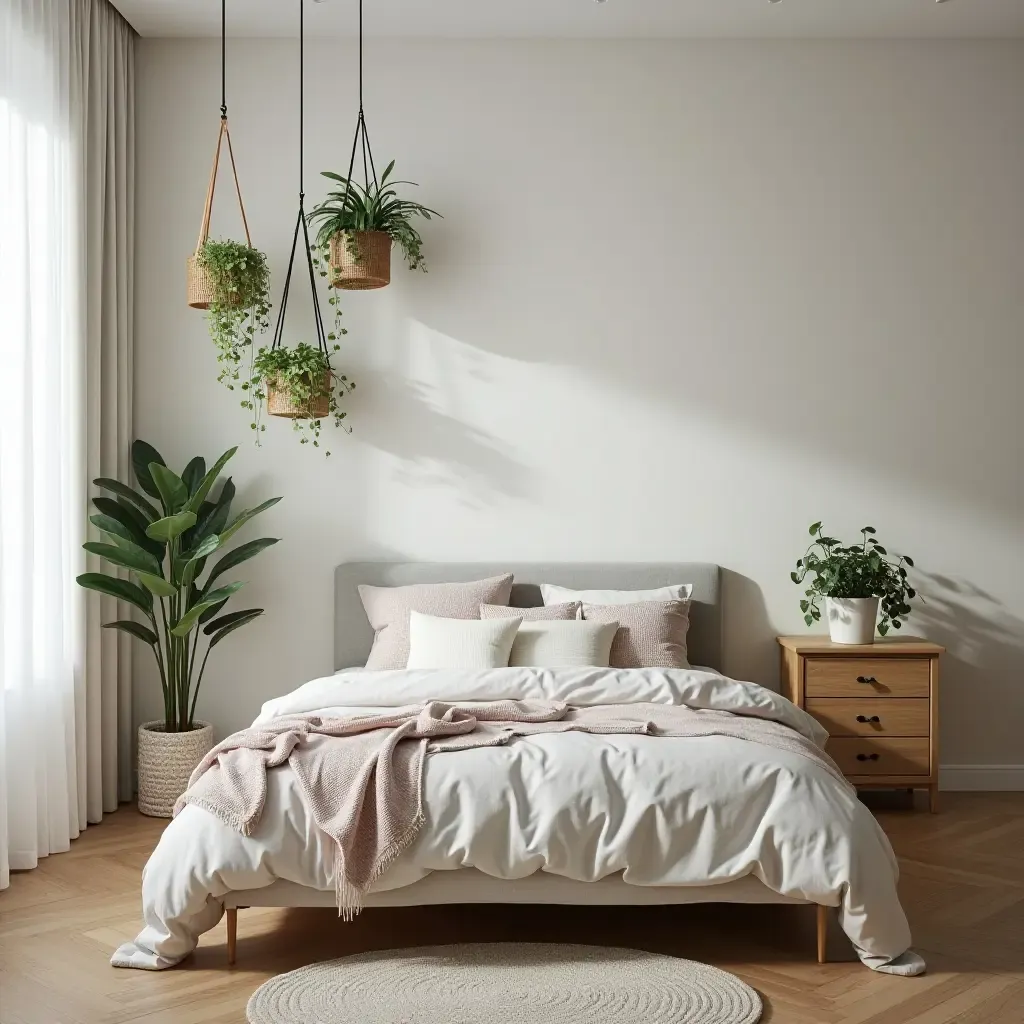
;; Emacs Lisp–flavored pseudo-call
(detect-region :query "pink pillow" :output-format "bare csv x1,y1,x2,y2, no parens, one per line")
480,601,581,621
359,574,514,669
581,600,690,669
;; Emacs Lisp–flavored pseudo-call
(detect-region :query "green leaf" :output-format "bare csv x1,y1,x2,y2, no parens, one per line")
198,597,229,625
205,537,278,588
809,521,822,535
91,498,164,558
76,573,153,615
135,570,178,598
181,457,206,496
150,463,189,514
93,478,160,521
219,496,282,544
185,447,238,514
804,613,813,626
131,440,166,499
904,556,915,568
146,511,198,542
182,533,222,590
103,620,159,645
790,571,800,584
203,608,264,646
90,513,135,545
83,541,162,577
171,582,244,637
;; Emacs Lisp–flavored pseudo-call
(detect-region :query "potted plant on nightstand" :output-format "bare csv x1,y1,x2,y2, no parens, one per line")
791,522,917,644
76,440,281,816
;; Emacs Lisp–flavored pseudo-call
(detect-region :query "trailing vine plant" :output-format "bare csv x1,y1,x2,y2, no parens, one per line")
248,343,355,456
197,239,272,390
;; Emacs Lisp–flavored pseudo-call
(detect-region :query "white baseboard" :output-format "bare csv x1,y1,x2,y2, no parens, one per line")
939,765,1024,791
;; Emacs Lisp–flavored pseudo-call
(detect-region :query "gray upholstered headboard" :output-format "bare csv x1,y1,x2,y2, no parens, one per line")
334,563,722,670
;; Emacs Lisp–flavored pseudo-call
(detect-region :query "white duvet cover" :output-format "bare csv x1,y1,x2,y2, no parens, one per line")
115,667,921,973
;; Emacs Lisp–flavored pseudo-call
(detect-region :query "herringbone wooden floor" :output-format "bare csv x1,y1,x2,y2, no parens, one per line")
1,793,1022,1023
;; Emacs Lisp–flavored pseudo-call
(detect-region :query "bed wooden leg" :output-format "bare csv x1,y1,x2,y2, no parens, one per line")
226,907,237,965
816,905,828,964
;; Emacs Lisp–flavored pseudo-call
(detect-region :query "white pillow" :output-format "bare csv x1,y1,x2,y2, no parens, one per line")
406,611,520,670
508,620,619,668
540,582,693,606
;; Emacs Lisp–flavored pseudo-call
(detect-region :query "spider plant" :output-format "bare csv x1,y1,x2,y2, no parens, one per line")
308,159,441,272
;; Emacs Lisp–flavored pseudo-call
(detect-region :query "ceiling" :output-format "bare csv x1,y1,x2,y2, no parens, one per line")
111,0,1024,40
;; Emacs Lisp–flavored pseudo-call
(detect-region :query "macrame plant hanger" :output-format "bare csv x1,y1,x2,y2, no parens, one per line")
186,0,252,309
328,0,392,290
266,0,332,417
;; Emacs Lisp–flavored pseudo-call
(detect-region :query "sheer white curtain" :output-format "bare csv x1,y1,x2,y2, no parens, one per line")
0,0,134,889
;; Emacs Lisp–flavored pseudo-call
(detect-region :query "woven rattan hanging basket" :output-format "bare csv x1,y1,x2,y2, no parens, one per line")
187,118,253,309
328,230,392,290
267,371,333,419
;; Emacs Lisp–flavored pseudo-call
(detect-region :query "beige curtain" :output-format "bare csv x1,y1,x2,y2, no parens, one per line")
0,0,134,887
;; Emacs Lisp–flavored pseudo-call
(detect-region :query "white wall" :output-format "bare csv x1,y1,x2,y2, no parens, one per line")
135,39,1024,772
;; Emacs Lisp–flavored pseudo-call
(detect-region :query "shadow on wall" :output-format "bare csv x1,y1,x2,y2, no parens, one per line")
353,369,532,507
914,572,1024,763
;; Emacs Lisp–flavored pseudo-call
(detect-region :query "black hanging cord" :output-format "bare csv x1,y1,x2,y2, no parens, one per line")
341,0,378,210
220,0,227,118
299,0,304,201
270,0,329,358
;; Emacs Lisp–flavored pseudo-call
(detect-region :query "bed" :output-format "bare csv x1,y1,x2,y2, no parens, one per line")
114,562,922,975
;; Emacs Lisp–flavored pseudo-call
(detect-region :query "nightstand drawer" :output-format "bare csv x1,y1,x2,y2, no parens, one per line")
826,737,930,776
806,698,929,737
804,657,930,698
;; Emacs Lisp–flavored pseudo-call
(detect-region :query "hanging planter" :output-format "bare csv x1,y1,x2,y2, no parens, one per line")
249,0,355,456
328,229,392,290
310,161,440,290
308,0,440,291
187,0,271,400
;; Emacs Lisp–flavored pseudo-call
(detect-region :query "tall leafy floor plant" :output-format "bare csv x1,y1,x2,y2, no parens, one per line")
77,440,281,815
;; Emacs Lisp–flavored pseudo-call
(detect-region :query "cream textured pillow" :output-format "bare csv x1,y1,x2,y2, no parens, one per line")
406,612,520,670
540,583,692,606
508,620,619,668
581,600,691,669
480,601,581,621
359,574,514,669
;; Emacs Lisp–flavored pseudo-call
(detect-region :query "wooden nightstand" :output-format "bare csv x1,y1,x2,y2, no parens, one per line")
777,635,943,812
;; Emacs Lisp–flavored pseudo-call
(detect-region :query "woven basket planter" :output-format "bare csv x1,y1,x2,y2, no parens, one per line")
187,254,246,311
137,721,214,818
267,372,332,419
329,231,392,290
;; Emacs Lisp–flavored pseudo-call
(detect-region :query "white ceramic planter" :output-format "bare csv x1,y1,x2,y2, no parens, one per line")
137,721,214,818
825,597,879,645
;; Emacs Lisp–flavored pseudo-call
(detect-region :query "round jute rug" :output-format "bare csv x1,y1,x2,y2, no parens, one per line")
246,942,762,1024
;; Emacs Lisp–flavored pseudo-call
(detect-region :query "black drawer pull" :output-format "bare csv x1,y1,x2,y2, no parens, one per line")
856,752,881,761
856,675,878,684
856,715,881,724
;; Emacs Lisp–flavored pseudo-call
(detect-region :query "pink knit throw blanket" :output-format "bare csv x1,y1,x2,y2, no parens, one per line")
176,700,848,917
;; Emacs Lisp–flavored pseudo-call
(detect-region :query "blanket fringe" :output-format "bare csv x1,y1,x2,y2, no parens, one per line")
335,810,427,920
